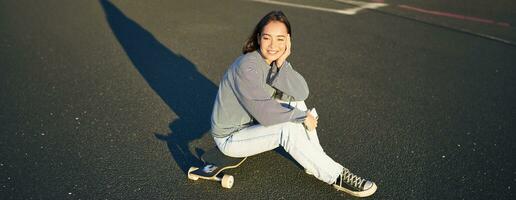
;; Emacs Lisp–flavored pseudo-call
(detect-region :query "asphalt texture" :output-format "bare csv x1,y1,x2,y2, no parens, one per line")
1,0,515,199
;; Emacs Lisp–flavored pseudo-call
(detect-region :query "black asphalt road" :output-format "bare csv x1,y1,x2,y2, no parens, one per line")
1,0,515,199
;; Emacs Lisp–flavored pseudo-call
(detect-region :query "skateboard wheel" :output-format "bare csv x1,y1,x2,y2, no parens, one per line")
188,167,199,181
221,174,234,189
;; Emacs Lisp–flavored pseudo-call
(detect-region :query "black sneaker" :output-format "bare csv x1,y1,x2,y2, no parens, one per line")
333,168,377,197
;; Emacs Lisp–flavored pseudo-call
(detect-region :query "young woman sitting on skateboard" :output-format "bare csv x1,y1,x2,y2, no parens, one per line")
209,10,377,197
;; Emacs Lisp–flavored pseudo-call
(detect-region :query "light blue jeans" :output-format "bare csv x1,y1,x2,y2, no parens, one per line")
213,101,343,184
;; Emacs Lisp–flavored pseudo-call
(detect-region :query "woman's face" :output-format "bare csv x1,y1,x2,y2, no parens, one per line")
259,21,288,64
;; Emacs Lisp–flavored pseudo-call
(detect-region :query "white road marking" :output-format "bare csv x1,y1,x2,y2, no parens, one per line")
251,0,388,15
335,0,387,15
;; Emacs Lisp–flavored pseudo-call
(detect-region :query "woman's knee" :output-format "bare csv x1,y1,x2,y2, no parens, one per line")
283,121,305,131
281,122,307,141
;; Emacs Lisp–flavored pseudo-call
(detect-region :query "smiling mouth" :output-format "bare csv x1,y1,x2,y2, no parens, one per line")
267,50,278,54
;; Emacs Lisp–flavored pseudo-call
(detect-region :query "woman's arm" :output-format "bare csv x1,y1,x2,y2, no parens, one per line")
233,60,307,126
267,61,309,101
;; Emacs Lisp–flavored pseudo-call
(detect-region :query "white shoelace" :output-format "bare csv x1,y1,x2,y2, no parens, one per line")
338,168,366,190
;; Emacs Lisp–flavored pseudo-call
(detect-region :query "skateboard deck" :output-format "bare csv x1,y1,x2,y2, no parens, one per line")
187,147,246,188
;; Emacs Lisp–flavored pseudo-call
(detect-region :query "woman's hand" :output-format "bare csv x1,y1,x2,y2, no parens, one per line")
304,112,318,131
276,34,291,68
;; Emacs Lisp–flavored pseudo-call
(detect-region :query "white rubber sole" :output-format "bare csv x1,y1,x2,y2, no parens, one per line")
333,182,377,197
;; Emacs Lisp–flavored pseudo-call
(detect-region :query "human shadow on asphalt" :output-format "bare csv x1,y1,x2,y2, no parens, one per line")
100,0,216,173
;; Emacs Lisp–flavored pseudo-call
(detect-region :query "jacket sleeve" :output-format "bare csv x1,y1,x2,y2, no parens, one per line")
267,61,309,101
233,60,307,126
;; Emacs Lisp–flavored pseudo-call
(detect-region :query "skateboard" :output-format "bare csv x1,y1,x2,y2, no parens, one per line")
187,147,247,189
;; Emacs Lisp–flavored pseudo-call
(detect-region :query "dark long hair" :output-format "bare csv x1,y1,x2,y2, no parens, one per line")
242,11,292,54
